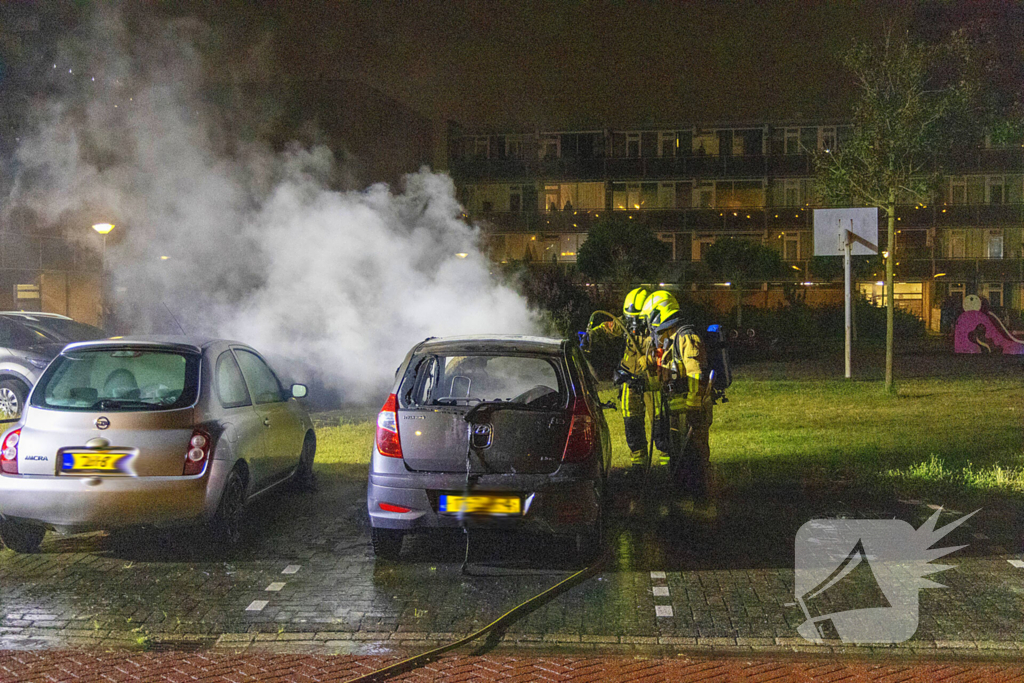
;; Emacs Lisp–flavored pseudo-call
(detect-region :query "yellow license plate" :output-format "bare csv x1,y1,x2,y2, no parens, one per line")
442,495,521,515
61,452,129,472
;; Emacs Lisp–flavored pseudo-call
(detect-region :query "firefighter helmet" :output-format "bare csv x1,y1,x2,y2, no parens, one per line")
640,290,677,322
646,293,684,332
622,287,648,318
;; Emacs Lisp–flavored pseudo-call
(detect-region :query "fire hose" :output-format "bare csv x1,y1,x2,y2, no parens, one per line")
342,552,607,683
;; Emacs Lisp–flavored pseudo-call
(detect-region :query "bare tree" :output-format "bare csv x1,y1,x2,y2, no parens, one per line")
816,28,979,392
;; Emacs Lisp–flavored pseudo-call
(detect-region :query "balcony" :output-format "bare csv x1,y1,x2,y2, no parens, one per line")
451,154,778,182
471,209,771,234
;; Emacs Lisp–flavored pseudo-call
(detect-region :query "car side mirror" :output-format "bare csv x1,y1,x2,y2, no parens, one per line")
291,384,308,399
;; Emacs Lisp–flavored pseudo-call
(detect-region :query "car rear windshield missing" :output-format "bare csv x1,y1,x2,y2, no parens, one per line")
402,353,565,410
30,348,200,412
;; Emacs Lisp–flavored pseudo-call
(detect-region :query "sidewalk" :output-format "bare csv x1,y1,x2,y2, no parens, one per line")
3,650,1024,682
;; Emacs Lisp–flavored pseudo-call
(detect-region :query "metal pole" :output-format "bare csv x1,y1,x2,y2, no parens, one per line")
844,227,853,379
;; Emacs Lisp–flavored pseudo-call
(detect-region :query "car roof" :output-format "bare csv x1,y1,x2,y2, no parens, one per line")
415,334,566,355
61,335,245,355
0,311,74,321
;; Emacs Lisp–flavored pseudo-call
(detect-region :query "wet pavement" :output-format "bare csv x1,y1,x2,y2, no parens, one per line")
0,462,1023,663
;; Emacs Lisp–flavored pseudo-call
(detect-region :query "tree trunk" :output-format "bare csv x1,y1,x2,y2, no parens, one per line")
885,194,896,393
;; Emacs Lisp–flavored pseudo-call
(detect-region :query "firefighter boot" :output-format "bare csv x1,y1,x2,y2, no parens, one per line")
630,450,646,469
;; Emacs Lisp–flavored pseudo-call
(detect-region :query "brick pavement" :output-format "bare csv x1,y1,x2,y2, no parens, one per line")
1,464,1023,662
3,650,1024,682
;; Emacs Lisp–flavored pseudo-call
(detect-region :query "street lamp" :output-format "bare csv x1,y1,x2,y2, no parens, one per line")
92,223,114,327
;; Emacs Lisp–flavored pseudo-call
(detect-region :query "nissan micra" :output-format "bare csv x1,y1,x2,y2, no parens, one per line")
0,336,315,552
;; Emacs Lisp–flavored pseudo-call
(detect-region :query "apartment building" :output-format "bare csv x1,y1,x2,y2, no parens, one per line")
448,122,1024,330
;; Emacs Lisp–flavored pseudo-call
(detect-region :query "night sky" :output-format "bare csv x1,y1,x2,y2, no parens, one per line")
2,1,1023,130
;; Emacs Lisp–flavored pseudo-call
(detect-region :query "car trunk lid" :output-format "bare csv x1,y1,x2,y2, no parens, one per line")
398,404,569,474
15,407,196,476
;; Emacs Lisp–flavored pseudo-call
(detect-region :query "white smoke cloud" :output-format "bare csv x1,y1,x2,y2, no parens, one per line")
7,7,540,401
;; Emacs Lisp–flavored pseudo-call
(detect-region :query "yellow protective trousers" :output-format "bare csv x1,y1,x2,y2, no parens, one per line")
621,381,669,455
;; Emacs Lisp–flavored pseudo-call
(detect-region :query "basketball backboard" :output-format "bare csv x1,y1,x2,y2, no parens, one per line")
813,208,879,256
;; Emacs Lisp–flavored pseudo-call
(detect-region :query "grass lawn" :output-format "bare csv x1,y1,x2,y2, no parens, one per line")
313,353,1023,504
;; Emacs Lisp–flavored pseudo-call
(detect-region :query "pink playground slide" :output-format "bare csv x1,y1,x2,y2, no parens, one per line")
953,295,1024,354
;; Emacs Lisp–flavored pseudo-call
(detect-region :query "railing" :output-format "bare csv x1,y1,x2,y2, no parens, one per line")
452,147,1024,182
472,202,1024,235
451,153,815,181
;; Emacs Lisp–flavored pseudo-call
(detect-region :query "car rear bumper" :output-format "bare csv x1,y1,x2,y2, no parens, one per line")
0,464,223,533
367,472,601,534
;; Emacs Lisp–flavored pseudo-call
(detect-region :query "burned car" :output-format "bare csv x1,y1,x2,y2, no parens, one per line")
0,337,315,552
367,335,611,560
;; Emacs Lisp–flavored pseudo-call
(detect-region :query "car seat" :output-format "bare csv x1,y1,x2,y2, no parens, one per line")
103,368,140,399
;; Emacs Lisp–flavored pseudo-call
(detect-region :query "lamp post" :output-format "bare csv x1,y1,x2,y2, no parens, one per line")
92,223,114,327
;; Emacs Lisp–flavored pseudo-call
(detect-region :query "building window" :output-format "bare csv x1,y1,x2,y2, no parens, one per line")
784,179,802,206
657,182,676,208
692,236,715,261
505,136,524,159
473,136,489,159
818,126,837,152
986,176,1005,204
508,185,522,213
626,132,641,158
544,185,560,211
949,283,966,303
947,230,966,258
783,235,800,261
949,177,967,205
659,132,676,157
695,182,715,208
987,229,1004,259
539,135,560,160
784,128,801,154
982,282,1003,308
657,233,676,261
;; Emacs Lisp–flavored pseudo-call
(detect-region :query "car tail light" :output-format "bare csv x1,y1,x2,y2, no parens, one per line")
375,393,403,458
562,395,595,463
183,430,211,475
1,429,19,474
379,502,410,513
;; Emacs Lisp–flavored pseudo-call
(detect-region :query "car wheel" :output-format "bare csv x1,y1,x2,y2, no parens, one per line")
371,528,404,560
0,380,28,421
292,433,317,492
211,469,247,546
0,518,45,553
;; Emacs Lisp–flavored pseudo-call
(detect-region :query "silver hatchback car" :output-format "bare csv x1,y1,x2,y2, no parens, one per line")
367,335,611,560
0,336,315,552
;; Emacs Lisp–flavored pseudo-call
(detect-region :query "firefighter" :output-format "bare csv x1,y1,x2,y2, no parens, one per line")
588,288,661,468
646,295,715,516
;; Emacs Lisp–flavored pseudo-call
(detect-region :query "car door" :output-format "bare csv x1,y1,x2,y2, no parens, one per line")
233,348,304,484
213,350,269,489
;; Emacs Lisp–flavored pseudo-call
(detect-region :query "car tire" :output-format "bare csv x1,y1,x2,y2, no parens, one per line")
371,528,404,560
0,518,45,553
0,379,28,421
210,469,247,546
292,433,317,492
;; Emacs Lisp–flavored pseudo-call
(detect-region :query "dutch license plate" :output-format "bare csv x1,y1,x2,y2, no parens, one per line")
441,494,521,515
61,452,130,473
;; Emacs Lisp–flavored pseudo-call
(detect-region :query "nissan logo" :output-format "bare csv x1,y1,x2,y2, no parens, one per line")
95,416,110,430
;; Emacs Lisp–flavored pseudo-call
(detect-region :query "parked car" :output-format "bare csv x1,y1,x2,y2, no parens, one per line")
367,335,611,560
0,312,108,421
0,336,315,553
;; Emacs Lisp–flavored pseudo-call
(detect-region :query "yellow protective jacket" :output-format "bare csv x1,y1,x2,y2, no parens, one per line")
593,318,652,383
659,325,707,412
